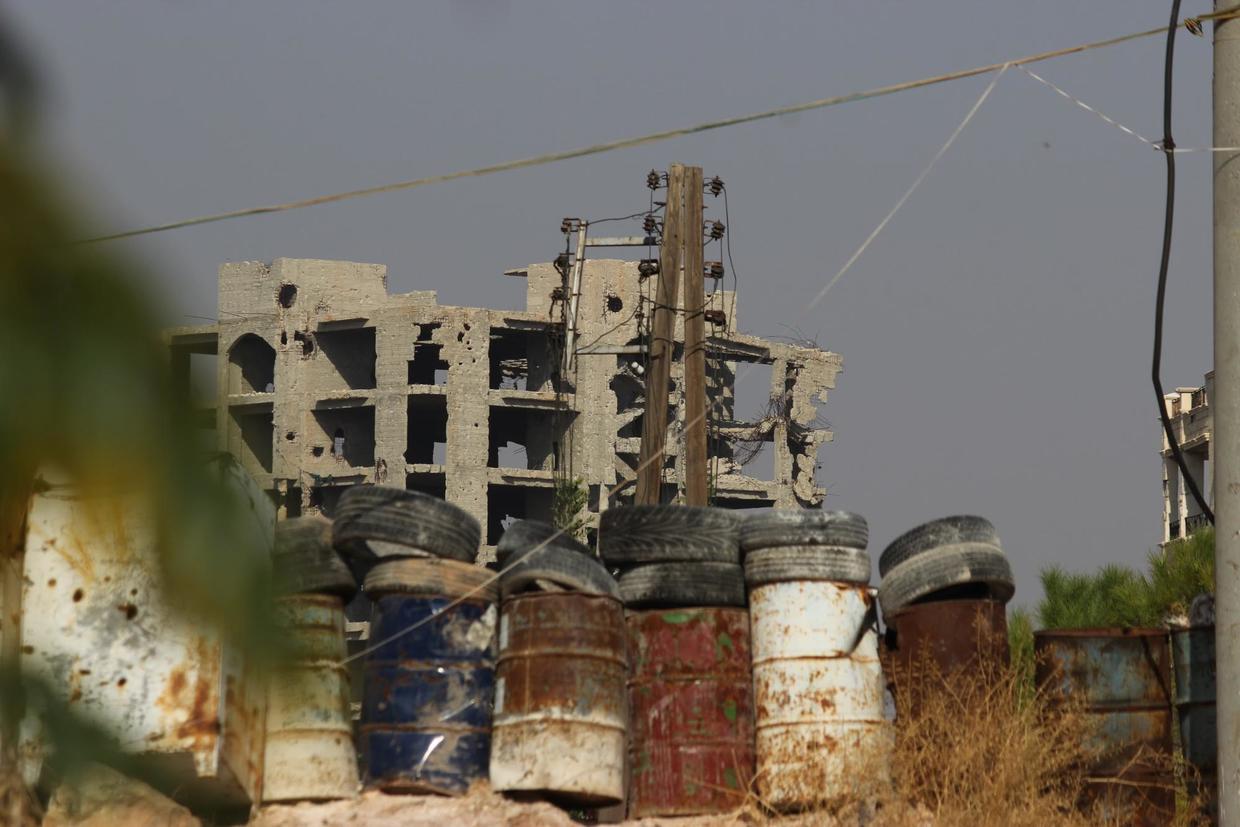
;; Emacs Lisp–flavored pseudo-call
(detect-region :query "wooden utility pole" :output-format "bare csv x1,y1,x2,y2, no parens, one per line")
636,165,684,505
682,167,708,505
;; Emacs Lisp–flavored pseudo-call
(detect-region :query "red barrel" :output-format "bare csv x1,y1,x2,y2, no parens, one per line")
626,608,755,817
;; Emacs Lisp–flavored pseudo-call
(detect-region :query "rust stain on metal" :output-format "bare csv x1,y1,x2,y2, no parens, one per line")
491,592,627,806
626,607,755,818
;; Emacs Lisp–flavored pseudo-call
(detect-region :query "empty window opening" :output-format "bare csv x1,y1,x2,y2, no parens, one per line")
308,485,346,517
488,407,565,470
314,327,377,390
490,329,552,392
486,484,553,545
311,406,375,468
712,498,776,511
405,472,446,500
228,334,276,394
406,396,448,465
293,330,315,356
230,408,274,473
409,327,449,386
170,337,219,407
732,361,774,424
737,440,775,482
277,283,298,309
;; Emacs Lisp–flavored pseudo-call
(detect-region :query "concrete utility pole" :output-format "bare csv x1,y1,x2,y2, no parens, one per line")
683,166,709,506
636,164,684,505
1215,5,1240,822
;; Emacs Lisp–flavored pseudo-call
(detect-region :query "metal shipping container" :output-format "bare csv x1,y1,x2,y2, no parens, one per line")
361,594,497,795
626,607,755,817
490,592,627,805
1172,626,1217,823
750,580,889,812
16,470,271,807
1035,628,1174,826
263,594,359,802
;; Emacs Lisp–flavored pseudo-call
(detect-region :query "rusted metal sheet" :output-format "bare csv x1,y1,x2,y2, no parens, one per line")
16,472,271,806
490,592,627,805
1035,628,1174,826
1172,626,1217,823
361,594,497,796
263,594,359,803
882,598,1009,715
750,580,889,812
626,607,754,817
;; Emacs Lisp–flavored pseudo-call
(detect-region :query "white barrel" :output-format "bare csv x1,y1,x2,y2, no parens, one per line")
750,580,890,811
263,594,360,802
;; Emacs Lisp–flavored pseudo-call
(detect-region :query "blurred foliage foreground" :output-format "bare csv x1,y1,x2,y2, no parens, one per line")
0,137,278,793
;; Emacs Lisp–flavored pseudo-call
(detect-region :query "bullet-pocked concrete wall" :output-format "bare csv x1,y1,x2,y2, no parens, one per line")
165,256,842,559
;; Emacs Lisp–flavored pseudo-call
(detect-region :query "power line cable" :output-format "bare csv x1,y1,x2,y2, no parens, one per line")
83,12,1240,245
1153,0,1214,525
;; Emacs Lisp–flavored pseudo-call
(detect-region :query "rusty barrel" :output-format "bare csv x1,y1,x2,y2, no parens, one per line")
1035,628,1174,826
882,598,1009,714
750,580,889,812
361,594,497,795
626,607,755,817
264,594,360,802
1172,626,1217,822
489,592,627,805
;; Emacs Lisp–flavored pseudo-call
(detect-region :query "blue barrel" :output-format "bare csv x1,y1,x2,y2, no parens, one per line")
1172,626,1217,823
361,595,497,795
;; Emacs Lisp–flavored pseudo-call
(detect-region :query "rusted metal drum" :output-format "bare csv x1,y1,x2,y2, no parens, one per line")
882,598,1009,715
1035,628,1174,826
626,607,755,817
489,592,627,805
264,594,360,802
361,594,498,795
750,580,889,812
1172,626,1217,822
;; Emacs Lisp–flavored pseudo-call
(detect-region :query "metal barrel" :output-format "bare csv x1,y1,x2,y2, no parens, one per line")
1172,626,1217,823
750,580,889,812
361,594,498,795
489,592,627,805
1034,628,1175,826
626,607,755,817
881,598,1009,715
264,594,360,802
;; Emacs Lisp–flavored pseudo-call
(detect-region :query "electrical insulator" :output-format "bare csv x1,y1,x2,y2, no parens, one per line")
561,217,578,234
638,259,659,278
550,286,567,302
704,309,727,326
709,220,726,240
647,169,662,190
708,176,724,197
706,261,725,279
643,214,657,235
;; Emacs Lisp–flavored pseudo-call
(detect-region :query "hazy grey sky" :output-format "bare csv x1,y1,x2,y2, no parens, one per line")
10,2,1220,609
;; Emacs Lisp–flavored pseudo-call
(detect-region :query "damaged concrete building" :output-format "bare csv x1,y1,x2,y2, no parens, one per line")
165,253,841,556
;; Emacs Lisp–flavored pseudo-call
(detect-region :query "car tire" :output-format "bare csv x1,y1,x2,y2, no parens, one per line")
739,509,868,553
743,545,871,588
333,485,480,563
598,506,741,565
496,519,592,568
364,557,498,603
499,545,620,600
617,562,746,609
878,516,999,578
877,543,1013,616
273,516,357,599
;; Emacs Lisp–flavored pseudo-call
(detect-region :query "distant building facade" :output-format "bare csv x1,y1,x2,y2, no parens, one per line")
1162,371,1213,543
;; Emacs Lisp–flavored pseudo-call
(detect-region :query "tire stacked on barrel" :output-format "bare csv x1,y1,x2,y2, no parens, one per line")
877,516,1014,709
332,485,496,796
265,516,361,803
740,510,890,812
599,505,753,818
488,520,627,806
